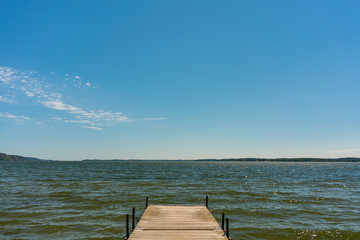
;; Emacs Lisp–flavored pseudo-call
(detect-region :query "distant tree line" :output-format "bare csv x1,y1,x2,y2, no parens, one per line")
0,153,43,161
195,158,360,162
1,152,360,162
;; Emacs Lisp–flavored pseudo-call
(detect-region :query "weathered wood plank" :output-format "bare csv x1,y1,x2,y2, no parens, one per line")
129,205,228,240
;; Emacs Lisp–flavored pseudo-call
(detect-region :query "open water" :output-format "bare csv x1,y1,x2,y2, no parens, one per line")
1,161,359,239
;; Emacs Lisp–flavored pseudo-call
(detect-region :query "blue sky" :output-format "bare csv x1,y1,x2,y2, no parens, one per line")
1,0,360,160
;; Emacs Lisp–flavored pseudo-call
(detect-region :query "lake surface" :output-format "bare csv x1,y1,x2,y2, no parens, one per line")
1,161,359,239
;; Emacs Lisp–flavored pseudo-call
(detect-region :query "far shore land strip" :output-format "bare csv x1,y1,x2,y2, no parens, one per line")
1,152,360,162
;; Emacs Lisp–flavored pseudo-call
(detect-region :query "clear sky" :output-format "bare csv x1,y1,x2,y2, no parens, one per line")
1,0,360,160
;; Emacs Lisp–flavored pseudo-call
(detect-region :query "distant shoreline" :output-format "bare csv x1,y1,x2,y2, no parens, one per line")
82,157,360,162
2,152,359,162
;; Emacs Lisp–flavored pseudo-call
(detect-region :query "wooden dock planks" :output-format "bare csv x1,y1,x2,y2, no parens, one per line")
129,205,228,240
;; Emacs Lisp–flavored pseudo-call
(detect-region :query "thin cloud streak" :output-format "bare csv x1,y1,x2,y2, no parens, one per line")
0,112,31,121
81,126,103,131
42,100,81,112
145,117,168,120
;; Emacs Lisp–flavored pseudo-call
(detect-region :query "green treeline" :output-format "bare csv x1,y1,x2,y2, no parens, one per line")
0,153,43,161
195,158,360,162
1,152,360,162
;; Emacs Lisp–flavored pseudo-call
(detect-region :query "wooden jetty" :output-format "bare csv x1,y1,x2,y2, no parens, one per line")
127,204,229,240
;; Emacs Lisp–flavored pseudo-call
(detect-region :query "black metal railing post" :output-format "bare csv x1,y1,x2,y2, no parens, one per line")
145,196,148,209
206,195,208,208
222,213,225,231
125,214,129,239
132,208,135,231
226,218,230,239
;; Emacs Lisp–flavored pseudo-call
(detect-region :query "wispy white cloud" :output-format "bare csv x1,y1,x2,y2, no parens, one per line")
0,65,129,130
0,66,17,84
327,148,360,154
42,100,81,112
0,66,54,102
81,126,103,131
24,91,35,97
145,117,168,120
64,119,91,124
0,66,95,104
41,99,128,125
0,112,30,121
0,95,15,103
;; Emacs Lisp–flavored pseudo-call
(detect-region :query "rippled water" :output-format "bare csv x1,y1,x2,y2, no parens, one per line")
1,161,359,239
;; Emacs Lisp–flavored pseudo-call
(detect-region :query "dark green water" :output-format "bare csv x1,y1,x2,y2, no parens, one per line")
1,161,359,240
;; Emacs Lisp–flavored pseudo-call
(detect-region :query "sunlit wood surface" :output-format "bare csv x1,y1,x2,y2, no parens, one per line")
129,205,228,240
